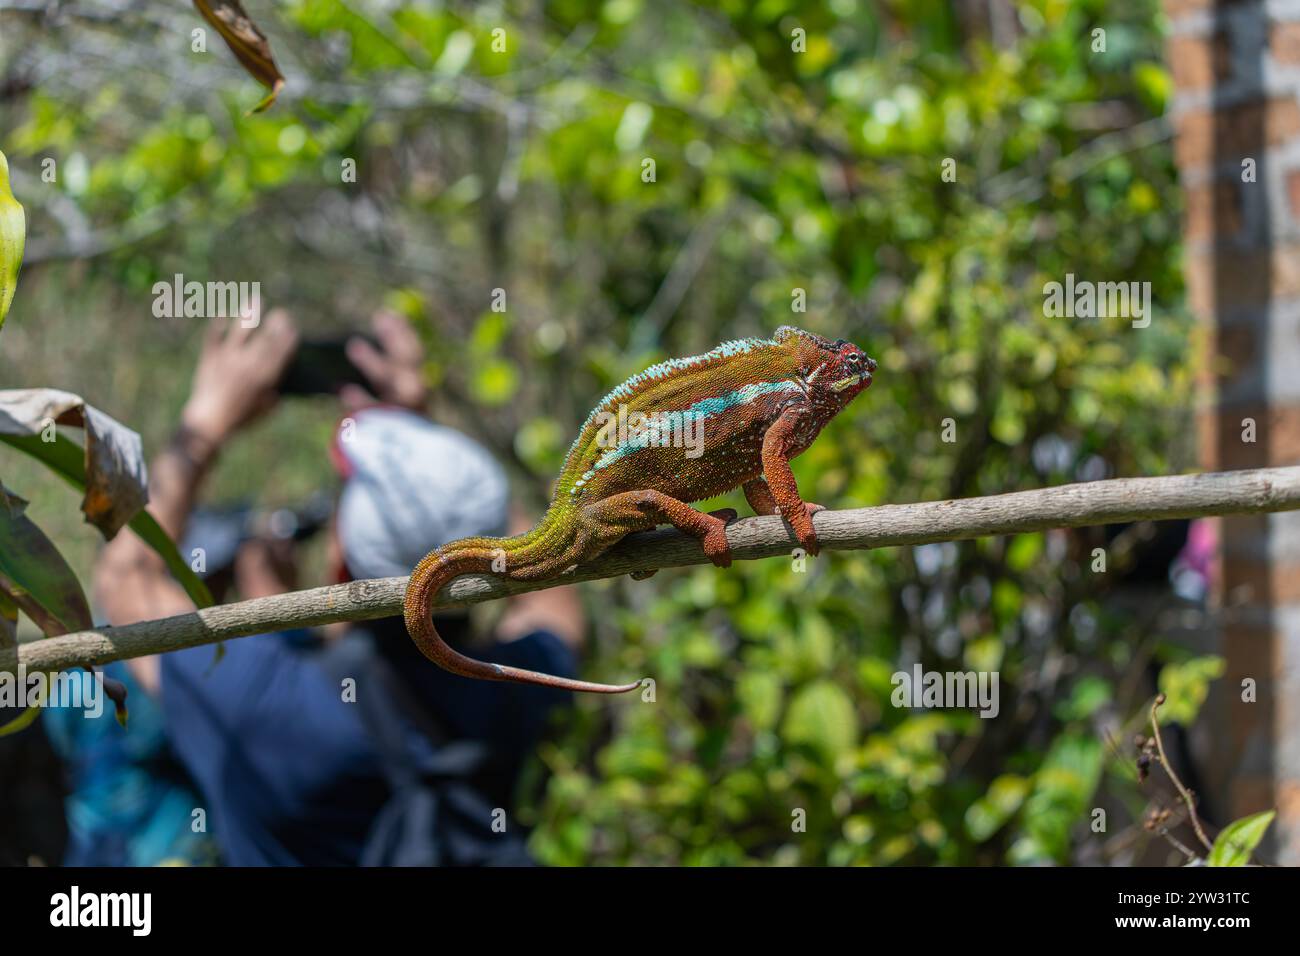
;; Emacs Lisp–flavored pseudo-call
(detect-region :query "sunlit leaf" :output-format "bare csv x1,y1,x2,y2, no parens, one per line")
0,388,146,537
0,149,23,332
0,405,212,608
965,774,1030,842
1018,734,1104,863
1053,675,1111,721
0,699,44,737
737,671,782,730
1157,655,1225,726
1208,810,1274,867
781,680,858,760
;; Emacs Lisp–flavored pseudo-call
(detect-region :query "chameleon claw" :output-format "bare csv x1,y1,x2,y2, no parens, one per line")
784,506,821,556
801,504,824,554
702,528,733,567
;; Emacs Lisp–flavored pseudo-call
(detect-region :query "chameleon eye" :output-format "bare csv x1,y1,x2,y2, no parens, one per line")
846,352,861,366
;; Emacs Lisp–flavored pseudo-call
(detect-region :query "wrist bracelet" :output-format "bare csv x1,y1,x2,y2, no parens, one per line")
167,423,221,468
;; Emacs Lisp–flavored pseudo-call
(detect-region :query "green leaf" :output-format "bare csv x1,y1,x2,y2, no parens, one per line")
0,432,212,608
470,357,519,406
1054,675,1112,721
1157,655,1225,726
1132,62,1173,115
0,604,45,734
965,774,1031,842
737,670,782,730
0,701,44,737
1208,810,1274,867
0,588,15,648
0,149,24,331
130,509,214,609
0,484,92,635
781,680,858,760
0,389,147,537
1005,533,1044,572
1018,734,1104,863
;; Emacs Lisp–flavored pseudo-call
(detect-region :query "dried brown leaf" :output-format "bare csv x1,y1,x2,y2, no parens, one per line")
193,0,286,112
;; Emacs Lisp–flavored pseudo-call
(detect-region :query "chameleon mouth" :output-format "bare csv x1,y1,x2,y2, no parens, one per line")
830,373,867,392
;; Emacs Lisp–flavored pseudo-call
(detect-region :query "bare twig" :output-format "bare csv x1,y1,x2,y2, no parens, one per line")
1149,693,1216,853
1153,818,1202,863
3,466,1300,677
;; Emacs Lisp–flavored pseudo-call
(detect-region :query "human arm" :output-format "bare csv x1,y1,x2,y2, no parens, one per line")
93,311,298,693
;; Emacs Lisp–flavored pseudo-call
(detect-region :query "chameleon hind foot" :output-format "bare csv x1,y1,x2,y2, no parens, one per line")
592,491,738,571
628,508,737,579
701,507,738,568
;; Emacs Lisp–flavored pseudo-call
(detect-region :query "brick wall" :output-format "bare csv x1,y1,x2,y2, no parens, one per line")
1163,0,1300,861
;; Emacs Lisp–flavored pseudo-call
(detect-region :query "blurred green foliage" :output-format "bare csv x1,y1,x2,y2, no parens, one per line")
0,0,1215,864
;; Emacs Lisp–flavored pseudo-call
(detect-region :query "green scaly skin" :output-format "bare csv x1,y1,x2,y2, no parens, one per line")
403,326,877,693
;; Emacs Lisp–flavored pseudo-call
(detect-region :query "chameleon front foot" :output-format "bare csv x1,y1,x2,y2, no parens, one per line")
785,502,825,556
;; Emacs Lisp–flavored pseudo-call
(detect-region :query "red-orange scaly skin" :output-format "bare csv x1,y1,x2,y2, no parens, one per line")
403,326,877,693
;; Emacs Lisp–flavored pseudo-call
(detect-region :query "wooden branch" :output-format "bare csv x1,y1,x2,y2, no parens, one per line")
5,466,1299,677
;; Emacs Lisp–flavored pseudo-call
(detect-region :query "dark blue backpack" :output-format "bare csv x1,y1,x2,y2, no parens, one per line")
323,631,535,867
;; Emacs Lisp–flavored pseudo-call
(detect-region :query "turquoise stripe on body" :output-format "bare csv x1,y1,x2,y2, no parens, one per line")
590,379,801,473
566,336,776,461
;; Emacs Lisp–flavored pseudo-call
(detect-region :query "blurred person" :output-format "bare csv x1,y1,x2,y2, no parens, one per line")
93,310,586,865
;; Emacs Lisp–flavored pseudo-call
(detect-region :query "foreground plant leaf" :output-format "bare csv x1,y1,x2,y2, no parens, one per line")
0,149,24,332
0,483,93,636
193,0,286,112
0,584,43,735
0,587,15,650
0,388,146,537
0,697,44,737
0,486,124,736
1208,810,1275,867
127,508,213,609
0,392,212,608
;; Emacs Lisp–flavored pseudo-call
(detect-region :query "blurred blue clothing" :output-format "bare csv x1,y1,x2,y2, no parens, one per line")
43,662,220,867
158,620,576,866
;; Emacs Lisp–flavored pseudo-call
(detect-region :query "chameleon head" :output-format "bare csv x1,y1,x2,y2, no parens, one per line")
774,326,877,410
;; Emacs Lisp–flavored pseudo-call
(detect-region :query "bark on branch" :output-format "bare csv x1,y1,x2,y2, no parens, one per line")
5,466,1299,677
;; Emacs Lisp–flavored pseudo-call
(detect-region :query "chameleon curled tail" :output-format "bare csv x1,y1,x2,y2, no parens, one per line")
403,535,644,694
